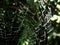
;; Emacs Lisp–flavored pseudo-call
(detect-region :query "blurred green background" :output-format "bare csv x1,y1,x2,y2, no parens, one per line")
0,0,60,45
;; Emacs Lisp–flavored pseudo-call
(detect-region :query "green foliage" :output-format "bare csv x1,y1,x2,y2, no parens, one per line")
0,0,60,45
